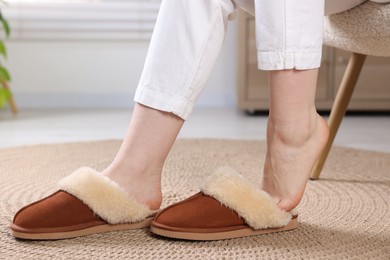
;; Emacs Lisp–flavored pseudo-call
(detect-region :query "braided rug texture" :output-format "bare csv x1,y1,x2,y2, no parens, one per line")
0,139,389,259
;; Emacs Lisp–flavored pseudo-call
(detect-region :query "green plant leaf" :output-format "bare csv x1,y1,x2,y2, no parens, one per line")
0,16,10,37
0,66,11,81
0,87,11,108
0,41,7,58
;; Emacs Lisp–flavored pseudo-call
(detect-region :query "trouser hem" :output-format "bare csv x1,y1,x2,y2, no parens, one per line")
134,86,192,120
258,51,322,70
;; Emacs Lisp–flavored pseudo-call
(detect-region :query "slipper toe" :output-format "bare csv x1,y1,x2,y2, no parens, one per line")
153,192,246,231
12,191,105,234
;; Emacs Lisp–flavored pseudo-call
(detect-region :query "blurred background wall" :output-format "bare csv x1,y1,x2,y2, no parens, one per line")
3,0,238,109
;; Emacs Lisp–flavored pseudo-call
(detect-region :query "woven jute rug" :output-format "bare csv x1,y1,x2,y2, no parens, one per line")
0,139,389,259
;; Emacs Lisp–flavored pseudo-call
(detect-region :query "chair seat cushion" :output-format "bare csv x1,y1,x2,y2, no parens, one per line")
324,2,390,57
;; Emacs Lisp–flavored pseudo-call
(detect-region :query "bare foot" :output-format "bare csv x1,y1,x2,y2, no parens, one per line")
261,113,329,211
101,163,163,210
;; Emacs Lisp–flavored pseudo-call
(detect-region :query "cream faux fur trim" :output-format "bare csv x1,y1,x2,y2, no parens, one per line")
58,167,154,224
200,167,292,230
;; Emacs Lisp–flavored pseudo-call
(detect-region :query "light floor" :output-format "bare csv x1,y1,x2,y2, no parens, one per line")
0,108,389,153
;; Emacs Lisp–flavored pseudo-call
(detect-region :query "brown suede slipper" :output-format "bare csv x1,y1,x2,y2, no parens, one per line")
10,167,157,240
150,167,298,241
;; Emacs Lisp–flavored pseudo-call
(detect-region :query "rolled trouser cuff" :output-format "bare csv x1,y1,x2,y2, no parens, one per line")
257,51,322,70
134,86,193,120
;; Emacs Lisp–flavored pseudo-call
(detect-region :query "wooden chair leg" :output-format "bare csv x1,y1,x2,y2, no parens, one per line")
310,52,367,180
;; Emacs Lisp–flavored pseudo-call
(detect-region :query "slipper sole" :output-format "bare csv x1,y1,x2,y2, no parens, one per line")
11,217,153,240
150,217,298,241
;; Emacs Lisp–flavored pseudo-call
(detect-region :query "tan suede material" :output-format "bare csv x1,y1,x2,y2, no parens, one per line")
153,192,247,232
12,191,106,233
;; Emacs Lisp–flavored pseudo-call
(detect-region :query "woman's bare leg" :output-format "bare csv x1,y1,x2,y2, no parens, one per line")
101,0,235,211
261,69,329,211
101,103,184,210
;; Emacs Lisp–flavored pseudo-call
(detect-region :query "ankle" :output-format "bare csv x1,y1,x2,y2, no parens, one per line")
101,162,163,210
103,159,163,179
268,110,321,147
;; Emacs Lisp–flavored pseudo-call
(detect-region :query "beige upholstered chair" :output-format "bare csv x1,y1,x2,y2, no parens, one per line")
310,2,390,180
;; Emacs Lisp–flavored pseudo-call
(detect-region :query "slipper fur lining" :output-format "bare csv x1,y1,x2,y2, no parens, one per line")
58,167,154,225
200,167,292,230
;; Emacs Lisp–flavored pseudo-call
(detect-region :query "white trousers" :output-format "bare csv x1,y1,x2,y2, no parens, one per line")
134,0,367,120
